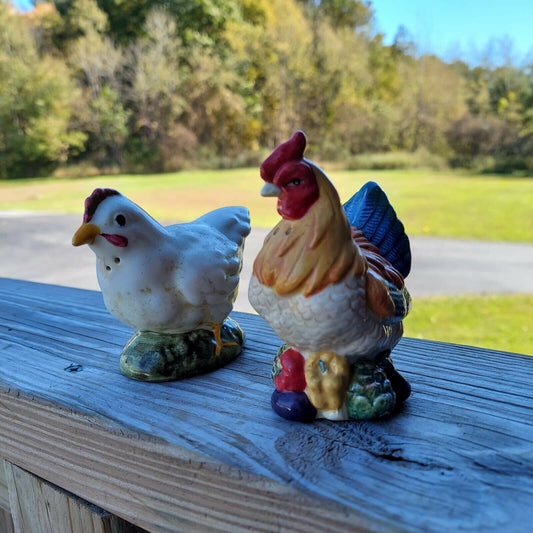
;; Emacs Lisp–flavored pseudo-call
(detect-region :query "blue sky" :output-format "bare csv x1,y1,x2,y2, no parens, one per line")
11,0,32,9
370,0,533,65
11,0,533,65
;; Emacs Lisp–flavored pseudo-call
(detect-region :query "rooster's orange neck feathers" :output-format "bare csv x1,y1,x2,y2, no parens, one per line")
253,167,365,297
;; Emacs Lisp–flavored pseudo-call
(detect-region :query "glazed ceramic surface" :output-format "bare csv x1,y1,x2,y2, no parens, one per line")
249,131,412,421
73,188,250,381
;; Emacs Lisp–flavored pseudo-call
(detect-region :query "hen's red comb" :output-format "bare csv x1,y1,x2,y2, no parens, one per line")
83,188,120,223
260,131,307,182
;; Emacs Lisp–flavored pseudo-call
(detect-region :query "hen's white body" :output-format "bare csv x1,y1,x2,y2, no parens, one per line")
78,192,250,334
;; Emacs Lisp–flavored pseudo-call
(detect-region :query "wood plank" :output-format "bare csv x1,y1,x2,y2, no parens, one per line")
0,462,9,512
0,462,13,533
0,278,532,532
0,509,14,533
0,461,13,533
3,460,142,533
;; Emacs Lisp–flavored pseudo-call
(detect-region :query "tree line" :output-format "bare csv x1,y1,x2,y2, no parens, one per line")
1,0,532,179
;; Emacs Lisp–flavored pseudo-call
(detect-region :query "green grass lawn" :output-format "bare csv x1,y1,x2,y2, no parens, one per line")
0,168,532,241
405,294,533,355
1,168,532,355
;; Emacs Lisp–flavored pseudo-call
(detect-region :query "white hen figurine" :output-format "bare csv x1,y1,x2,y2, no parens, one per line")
72,188,250,381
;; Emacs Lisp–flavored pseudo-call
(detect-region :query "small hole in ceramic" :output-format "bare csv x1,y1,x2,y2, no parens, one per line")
106,265,111,271
114,257,120,264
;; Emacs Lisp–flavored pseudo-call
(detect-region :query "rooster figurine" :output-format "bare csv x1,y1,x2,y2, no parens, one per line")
72,188,250,381
249,131,412,421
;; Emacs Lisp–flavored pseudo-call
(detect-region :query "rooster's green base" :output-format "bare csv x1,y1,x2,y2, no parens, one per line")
271,346,410,421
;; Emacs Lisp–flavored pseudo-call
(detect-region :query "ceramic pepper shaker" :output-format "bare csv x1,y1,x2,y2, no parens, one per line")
73,188,250,381
249,131,412,421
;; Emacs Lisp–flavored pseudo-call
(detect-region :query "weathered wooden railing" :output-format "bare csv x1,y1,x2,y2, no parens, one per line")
0,278,532,532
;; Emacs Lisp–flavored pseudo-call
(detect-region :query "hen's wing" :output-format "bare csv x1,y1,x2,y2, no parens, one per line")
165,218,246,318
191,206,250,247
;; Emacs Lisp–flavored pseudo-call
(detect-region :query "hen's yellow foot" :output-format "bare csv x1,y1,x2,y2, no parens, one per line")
212,323,239,356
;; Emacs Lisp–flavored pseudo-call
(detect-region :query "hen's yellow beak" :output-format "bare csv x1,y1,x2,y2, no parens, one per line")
72,223,101,246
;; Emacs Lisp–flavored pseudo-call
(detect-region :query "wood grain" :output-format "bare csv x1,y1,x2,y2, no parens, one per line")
0,278,532,532
0,509,14,533
3,460,141,533
0,463,9,512
0,462,12,533
0,462,13,533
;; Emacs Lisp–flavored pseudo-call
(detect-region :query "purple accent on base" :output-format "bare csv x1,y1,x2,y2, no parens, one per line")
271,390,317,422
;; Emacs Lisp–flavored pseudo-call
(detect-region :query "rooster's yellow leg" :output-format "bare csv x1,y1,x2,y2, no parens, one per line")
212,323,238,356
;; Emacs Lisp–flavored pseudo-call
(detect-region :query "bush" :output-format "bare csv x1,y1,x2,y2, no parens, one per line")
347,149,447,170
446,115,517,159
194,146,267,170
0,4,85,179
450,155,533,175
484,156,533,175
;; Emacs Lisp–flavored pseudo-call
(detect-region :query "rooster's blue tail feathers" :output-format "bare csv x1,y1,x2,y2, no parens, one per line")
343,181,411,278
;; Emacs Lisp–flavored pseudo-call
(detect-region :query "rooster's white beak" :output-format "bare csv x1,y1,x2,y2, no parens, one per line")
72,223,101,246
261,183,281,197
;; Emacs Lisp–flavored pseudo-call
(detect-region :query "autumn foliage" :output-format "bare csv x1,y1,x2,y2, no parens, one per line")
1,0,532,178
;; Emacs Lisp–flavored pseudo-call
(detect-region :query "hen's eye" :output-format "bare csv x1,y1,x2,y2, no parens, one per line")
287,178,302,187
115,214,126,226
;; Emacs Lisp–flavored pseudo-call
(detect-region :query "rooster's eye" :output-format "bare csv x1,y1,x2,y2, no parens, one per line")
115,214,126,226
287,179,302,187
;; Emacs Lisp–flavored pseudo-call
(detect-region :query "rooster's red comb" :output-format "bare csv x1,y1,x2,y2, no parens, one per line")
83,188,120,223
260,131,307,182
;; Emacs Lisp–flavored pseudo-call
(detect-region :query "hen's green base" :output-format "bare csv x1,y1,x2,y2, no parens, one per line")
120,317,244,382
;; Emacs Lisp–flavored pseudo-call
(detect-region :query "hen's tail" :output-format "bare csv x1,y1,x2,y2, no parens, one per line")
343,181,411,278
194,206,251,247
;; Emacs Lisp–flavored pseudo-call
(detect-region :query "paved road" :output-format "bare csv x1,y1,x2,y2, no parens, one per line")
1,212,532,313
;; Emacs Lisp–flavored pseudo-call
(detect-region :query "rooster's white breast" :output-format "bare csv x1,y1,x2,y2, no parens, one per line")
249,275,403,362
